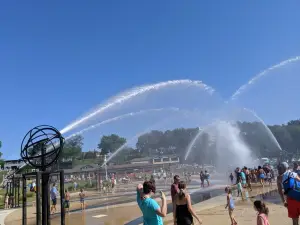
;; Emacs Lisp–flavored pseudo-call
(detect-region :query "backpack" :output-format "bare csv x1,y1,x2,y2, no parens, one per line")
283,172,300,201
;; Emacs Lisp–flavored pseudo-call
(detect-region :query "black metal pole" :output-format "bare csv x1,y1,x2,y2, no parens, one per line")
9,182,12,196
14,177,17,208
47,175,51,225
22,176,27,225
12,176,15,208
60,170,65,225
42,172,50,225
18,179,20,207
36,172,41,225
6,183,8,197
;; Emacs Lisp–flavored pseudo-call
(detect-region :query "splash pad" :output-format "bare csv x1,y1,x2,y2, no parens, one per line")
60,56,300,169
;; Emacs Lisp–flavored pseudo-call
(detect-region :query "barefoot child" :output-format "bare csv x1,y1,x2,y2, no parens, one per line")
4,194,9,209
236,177,243,199
225,187,237,225
253,200,270,225
79,188,86,211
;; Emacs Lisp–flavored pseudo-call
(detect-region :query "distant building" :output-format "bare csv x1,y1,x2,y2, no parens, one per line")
152,154,179,165
4,159,23,170
130,155,180,165
130,157,152,164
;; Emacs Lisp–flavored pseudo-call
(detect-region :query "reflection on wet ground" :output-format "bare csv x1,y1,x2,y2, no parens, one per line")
256,189,282,205
5,178,229,225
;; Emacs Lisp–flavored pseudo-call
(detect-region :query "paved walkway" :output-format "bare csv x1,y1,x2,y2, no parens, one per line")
1,182,288,225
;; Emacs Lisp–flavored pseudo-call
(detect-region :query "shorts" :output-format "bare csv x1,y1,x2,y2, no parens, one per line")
287,197,300,218
52,198,57,206
64,200,70,208
259,174,265,179
80,198,85,204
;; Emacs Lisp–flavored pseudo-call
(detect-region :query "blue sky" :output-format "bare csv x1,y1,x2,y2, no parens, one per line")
1,1,300,159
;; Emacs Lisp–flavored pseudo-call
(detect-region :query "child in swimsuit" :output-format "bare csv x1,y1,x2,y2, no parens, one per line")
254,200,270,225
225,187,238,225
79,189,86,211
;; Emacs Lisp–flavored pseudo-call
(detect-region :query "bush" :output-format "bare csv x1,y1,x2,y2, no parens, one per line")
67,186,73,192
26,192,34,198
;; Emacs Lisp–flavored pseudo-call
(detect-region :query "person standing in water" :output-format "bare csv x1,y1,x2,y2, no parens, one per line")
236,177,243,199
244,167,252,191
204,170,210,187
258,166,265,187
173,181,202,225
240,168,246,188
229,173,234,185
64,189,70,214
50,183,58,214
200,171,205,187
225,187,238,225
4,194,9,209
79,188,86,211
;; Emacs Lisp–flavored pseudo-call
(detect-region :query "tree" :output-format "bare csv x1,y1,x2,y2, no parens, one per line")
61,135,83,159
0,141,2,159
98,134,126,155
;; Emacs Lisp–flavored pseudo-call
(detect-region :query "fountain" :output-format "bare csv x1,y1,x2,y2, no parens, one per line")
13,56,300,225
60,79,219,135
184,119,253,169
213,121,253,169
229,56,300,125
64,107,181,141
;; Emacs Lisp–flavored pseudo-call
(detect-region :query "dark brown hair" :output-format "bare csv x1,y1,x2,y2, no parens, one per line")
178,181,187,200
225,186,232,194
143,181,156,194
254,200,269,216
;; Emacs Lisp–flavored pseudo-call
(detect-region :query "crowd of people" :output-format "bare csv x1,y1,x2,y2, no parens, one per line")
136,171,275,225
48,183,87,215
7,161,300,225
231,166,275,188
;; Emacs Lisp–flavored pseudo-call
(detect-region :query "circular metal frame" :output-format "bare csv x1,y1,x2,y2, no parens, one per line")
21,125,64,170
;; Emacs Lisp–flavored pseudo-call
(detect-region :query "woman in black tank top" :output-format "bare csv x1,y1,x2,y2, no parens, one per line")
173,181,202,225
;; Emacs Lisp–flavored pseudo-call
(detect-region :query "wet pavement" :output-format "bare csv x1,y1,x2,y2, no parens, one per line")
4,178,227,225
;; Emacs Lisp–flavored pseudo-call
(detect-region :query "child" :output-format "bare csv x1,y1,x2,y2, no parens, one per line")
236,177,243,199
79,188,86,211
225,187,237,225
253,200,270,225
64,189,70,214
4,194,9,209
229,173,234,185
266,172,272,186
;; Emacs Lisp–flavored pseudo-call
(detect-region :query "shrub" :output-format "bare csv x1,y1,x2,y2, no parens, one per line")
26,192,34,198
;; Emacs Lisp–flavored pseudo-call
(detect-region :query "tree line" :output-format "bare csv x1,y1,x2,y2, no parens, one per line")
60,119,300,165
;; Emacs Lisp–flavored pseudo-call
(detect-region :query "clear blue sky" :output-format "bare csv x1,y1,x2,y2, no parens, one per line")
1,1,300,159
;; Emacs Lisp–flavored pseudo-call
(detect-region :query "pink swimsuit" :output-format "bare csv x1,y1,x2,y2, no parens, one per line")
257,213,270,225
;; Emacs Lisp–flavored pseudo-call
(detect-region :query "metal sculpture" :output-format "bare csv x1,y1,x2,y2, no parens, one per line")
21,125,65,225
21,125,64,170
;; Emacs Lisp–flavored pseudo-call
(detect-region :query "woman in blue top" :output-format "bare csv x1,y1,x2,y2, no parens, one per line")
137,181,167,225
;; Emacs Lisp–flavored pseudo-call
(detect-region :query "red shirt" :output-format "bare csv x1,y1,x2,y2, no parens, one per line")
171,183,179,201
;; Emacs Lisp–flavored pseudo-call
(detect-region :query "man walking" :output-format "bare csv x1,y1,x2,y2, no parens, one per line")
277,162,300,225
171,175,180,203
50,183,58,214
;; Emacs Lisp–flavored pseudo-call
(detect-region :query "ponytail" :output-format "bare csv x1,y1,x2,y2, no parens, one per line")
261,202,269,216
178,188,185,200
178,181,187,200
